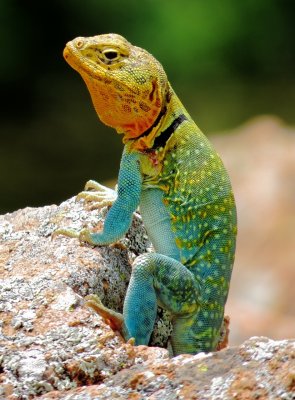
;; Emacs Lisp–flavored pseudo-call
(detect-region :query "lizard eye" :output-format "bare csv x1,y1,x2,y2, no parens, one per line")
102,49,120,61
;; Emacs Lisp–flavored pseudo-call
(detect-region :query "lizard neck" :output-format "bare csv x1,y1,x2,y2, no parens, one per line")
127,84,190,152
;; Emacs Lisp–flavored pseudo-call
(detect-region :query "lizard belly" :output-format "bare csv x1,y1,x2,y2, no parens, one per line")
140,188,181,261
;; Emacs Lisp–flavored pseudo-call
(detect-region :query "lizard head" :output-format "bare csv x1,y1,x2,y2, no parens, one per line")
64,33,169,144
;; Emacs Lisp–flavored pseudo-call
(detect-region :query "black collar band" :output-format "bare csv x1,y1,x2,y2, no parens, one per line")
152,113,187,149
138,104,167,139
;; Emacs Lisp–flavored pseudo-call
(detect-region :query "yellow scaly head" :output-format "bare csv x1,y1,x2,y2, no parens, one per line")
63,33,168,142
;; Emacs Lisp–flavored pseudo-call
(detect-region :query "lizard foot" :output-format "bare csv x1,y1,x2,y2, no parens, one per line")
51,228,96,245
216,315,230,351
85,294,125,332
76,179,117,210
51,228,80,240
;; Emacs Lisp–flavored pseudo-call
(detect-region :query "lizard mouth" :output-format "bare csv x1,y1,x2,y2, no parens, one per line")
63,42,107,80
63,44,93,76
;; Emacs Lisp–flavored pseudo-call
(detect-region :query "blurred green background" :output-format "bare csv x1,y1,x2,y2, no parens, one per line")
1,0,294,214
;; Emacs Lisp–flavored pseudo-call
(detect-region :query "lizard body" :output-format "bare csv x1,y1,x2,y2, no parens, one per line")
58,34,237,355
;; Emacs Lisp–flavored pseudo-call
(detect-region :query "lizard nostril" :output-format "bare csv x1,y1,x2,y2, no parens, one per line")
75,39,84,49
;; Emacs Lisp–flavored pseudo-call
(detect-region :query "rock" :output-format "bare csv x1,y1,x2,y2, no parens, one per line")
0,198,170,399
41,337,295,399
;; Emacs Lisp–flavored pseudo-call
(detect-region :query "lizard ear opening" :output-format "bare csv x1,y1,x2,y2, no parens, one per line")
147,77,164,113
149,80,158,103
148,66,171,112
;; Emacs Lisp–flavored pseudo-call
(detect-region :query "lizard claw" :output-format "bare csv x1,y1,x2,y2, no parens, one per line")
84,179,112,192
84,294,124,331
75,180,117,209
78,228,95,245
52,227,96,246
51,228,80,240
126,337,135,346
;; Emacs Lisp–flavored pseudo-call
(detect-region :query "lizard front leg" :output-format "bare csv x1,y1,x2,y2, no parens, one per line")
53,147,141,246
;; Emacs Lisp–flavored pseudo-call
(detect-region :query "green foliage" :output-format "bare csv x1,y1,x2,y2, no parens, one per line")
0,0,294,213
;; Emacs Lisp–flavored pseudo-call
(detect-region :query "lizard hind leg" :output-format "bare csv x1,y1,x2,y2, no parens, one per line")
84,294,131,340
123,252,200,351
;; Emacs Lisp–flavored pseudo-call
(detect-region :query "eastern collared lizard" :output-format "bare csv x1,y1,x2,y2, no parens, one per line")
54,33,237,356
